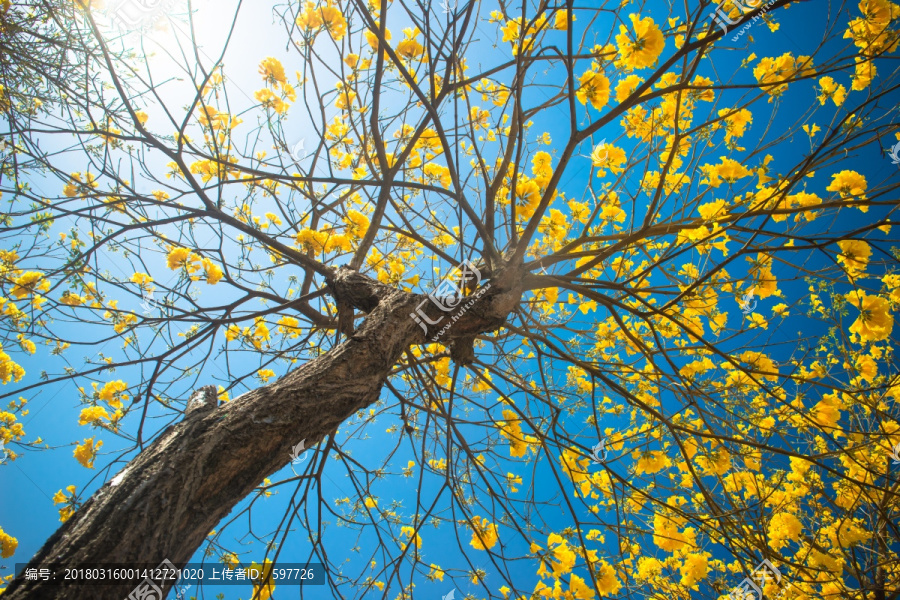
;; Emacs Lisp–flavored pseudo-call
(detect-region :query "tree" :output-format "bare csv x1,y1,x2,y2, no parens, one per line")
1,0,899,597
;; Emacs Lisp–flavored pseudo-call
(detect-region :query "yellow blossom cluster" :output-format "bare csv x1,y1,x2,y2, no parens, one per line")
0,526,17,559
52,485,78,522
164,248,224,284
497,409,537,457
843,0,900,58
296,1,347,40
837,239,871,278
225,316,271,350
254,57,296,115
493,10,563,56
73,437,102,469
826,170,868,209
615,14,665,71
0,408,26,459
753,52,815,100
0,345,25,385
468,516,499,550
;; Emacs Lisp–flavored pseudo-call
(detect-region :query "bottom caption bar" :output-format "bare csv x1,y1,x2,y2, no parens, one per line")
15,560,325,586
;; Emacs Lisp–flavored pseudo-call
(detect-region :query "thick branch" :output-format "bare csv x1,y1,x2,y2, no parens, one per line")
4,288,420,600
5,268,523,600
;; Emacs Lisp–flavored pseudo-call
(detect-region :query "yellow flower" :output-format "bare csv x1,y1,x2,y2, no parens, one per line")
568,200,590,224
318,4,347,40
543,533,576,577
225,324,241,341
257,369,275,383
653,512,693,552
98,380,128,409
826,170,868,209
635,556,664,583
246,559,275,600
0,526,18,558
296,1,323,29
334,82,356,110
590,143,626,177
15,334,33,354
538,209,569,242
468,516,499,550
703,157,751,187
58,291,84,308
500,18,521,42
345,209,370,239
53,485,78,522
296,2,346,39
553,9,574,30
0,346,25,385
201,257,223,284
575,70,610,110
717,108,753,141
98,380,127,402
883,273,900,304
747,253,779,298
166,247,194,270
400,525,422,549
429,564,445,581
852,57,876,90
78,405,110,426
73,437,103,469
364,496,377,508
748,313,768,329
62,171,99,197
615,14,665,70
679,553,709,588
276,316,301,339
614,74,644,103
635,450,670,475
195,106,242,131
532,151,553,182
753,53,815,99
11,271,50,299
396,27,425,60
258,57,286,86
837,240,871,277
846,290,893,342
364,24,391,50
698,199,728,221
497,409,533,457
817,76,847,106
130,272,154,290
249,318,270,350
596,560,622,595
423,163,452,189
843,0,900,57
768,512,803,550
254,88,291,115
222,553,240,569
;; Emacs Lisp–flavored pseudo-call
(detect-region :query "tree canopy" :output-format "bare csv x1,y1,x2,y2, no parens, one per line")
1,0,900,598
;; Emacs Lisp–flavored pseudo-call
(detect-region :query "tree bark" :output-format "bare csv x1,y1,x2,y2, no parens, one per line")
4,266,522,600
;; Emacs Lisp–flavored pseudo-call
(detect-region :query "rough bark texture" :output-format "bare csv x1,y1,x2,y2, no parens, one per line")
5,266,523,600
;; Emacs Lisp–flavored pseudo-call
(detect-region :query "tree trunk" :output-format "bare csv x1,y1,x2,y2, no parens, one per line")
4,266,522,599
